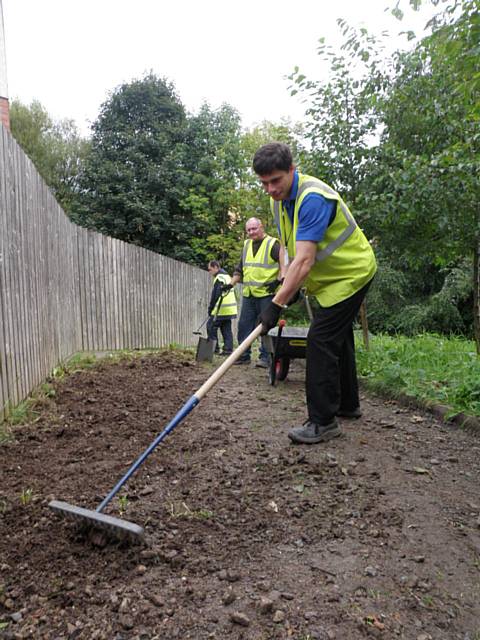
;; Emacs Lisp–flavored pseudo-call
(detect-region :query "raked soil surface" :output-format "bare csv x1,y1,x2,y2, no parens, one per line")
1,349,480,640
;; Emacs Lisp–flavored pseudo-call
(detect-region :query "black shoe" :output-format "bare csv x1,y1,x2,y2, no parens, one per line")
220,351,232,356
288,420,340,444
233,358,250,365
337,407,362,419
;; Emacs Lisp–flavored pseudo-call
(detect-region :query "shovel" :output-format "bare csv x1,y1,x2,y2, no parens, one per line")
194,292,226,362
193,315,217,362
49,324,263,543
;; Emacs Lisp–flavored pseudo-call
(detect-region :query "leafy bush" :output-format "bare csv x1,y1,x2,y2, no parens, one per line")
366,259,472,337
365,260,408,333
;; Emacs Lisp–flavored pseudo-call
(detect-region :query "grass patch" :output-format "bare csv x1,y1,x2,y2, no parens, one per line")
356,333,480,418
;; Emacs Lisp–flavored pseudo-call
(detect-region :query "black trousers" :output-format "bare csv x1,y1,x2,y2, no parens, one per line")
306,280,372,425
207,317,234,354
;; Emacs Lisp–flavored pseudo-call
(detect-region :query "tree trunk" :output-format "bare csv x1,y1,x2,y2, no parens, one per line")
359,300,370,351
474,238,480,355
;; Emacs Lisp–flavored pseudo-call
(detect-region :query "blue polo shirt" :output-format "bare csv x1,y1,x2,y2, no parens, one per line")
281,171,336,242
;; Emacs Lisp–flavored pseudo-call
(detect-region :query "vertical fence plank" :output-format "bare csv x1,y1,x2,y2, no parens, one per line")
3,128,20,409
0,127,9,419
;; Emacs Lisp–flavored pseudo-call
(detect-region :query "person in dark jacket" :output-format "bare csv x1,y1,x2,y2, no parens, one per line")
207,260,237,355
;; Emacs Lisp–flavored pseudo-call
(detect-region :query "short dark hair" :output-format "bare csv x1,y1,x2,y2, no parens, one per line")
253,142,293,174
208,260,221,269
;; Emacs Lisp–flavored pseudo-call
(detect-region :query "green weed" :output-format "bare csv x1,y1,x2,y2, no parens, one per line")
7,400,38,425
422,595,434,607
118,495,129,515
40,382,56,398
168,501,213,520
0,422,13,444
193,509,213,520
20,488,33,506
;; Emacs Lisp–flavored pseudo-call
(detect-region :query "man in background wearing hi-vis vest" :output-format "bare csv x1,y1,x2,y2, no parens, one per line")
207,260,237,356
227,217,281,367
256,142,377,445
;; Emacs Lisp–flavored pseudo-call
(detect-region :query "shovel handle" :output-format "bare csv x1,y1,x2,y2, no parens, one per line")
195,324,263,400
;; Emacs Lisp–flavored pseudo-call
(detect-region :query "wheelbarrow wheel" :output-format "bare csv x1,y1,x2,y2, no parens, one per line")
268,356,290,385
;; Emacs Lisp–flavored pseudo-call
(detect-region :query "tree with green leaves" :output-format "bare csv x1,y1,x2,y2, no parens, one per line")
180,115,304,271
288,0,479,348
10,99,88,213
288,27,382,204
71,73,189,256
178,102,245,267
362,0,479,346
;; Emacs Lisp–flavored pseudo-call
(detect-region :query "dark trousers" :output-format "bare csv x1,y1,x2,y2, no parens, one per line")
207,317,234,354
237,295,273,361
306,280,372,425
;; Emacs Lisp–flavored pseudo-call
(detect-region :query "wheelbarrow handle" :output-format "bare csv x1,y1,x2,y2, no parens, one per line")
270,320,286,386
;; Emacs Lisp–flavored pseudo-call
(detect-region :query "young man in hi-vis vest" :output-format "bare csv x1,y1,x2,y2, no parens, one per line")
206,260,237,356
228,217,282,367
255,142,377,445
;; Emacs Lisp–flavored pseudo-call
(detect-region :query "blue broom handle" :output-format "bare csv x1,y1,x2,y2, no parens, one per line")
96,324,263,512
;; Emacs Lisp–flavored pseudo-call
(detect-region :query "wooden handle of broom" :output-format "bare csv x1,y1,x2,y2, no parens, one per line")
195,324,263,400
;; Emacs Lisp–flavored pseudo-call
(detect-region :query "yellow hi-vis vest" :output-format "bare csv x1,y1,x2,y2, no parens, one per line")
242,235,279,298
212,273,237,317
272,173,376,307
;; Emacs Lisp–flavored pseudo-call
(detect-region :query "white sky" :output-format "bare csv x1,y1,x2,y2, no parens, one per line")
2,0,436,136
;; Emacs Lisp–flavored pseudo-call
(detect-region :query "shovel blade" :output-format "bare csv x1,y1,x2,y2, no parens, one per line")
195,337,216,362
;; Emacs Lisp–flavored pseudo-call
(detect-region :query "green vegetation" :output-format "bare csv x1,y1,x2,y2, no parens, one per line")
118,495,129,516
289,0,479,349
5,400,39,426
20,488,34,506
167,501,214,520
10,99,89,213
356,333,480,418
7,2,479,368
0,421,13,443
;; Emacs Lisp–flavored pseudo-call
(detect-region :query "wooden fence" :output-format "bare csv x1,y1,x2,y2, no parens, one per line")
0,125,211,421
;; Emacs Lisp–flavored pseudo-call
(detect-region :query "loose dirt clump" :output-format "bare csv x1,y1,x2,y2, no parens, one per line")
1,350,480,639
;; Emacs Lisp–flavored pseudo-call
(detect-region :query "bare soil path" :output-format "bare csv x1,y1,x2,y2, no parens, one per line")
1,350,479,640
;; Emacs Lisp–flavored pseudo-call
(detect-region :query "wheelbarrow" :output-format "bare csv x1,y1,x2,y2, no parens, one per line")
264,296,371,385
264,320,308,386
263,291,313,385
